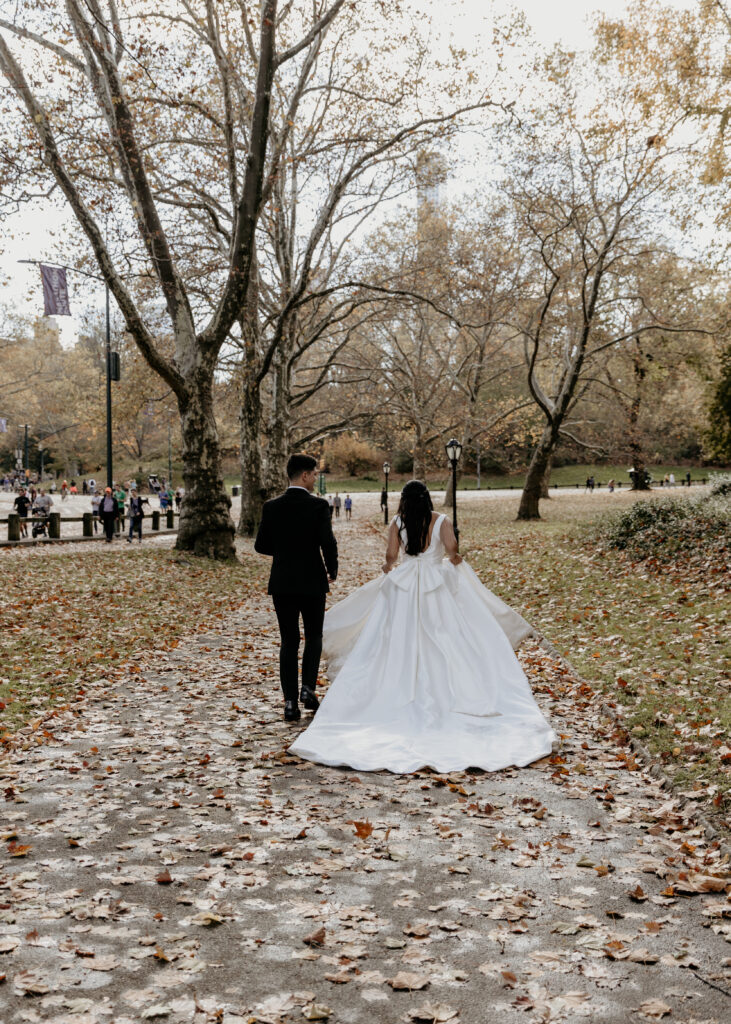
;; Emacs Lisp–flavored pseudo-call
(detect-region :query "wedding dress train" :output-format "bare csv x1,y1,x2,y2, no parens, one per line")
288,514,557,773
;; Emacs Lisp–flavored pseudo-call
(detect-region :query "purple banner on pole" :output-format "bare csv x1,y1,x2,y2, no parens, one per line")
40,264,71,316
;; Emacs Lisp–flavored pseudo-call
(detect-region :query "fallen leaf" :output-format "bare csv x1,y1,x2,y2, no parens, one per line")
304,926,326,947
348,820,373,839
406,1003,459,1022
388,971,430,991
302,1004,331,1021
638,999,672,1018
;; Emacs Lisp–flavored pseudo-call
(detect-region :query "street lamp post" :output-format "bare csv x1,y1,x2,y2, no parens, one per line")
38,442,45,482
445,438,463,542
382,461,390,525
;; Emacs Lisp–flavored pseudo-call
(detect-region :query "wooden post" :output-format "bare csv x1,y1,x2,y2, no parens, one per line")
49,512,61,539
166,508,174,529
82,513,93,537
152,510,160,531
8,513,20,542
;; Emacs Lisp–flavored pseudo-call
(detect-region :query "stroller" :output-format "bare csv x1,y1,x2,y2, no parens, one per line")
31,506,49,538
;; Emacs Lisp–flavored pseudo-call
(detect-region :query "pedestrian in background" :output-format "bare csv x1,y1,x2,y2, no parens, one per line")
127,488,148,543
115,484,127,534
13,487,31,538
333,492,341,518
90,491,101,533
99,487,118,542
344,494,353,519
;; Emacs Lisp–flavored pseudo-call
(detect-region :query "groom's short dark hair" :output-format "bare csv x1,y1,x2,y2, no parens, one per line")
287,453,317,480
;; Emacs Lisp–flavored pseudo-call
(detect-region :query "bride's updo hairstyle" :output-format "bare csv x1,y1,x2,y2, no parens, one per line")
397,480,434,556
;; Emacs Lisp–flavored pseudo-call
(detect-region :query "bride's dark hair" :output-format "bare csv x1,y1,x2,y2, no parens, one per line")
397,479,434,556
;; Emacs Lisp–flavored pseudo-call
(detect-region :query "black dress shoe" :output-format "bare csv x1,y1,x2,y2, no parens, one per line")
300,687,320,712
284,700,301,722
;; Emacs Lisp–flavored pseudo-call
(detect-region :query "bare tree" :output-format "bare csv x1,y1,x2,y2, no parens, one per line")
0,0,347,557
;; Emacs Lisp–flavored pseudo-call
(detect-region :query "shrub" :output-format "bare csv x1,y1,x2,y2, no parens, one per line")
709,472,731,498
600,492,730,563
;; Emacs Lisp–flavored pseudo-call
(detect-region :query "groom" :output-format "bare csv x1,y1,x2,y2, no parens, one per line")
254,453,338,722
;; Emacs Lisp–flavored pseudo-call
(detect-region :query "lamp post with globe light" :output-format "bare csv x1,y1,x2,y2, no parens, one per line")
445,438,462,541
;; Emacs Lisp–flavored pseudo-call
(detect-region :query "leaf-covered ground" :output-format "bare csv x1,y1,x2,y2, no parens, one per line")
454,492,730,837
0,506,729,1024
0,542,264,735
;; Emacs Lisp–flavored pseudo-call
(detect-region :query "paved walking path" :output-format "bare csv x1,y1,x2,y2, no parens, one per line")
0,516,728,1024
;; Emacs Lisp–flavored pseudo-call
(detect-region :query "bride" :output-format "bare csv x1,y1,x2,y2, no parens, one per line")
289,480,557,774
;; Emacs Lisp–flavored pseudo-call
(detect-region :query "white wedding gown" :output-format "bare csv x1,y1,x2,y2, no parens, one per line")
289,514,557,774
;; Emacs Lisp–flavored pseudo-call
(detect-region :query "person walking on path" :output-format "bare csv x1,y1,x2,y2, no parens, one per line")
90,491,101,533
174,487,183,511
61,480,68,501
114,484,126,535
127,488,149,543
669,471,675,487
333,492,341,518
13,487,31,538
327,494,334,520
344,494,353,519
99,487,118,542
254,453,338,723
35,488,53,513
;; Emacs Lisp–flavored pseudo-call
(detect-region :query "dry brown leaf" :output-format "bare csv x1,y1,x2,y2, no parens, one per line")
406,1003,459,1023
638,998,672,1018
303,926,326,947
388,970,430,991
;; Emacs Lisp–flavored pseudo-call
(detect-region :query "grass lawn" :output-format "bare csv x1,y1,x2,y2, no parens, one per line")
0,546,265,737
423,491,730,833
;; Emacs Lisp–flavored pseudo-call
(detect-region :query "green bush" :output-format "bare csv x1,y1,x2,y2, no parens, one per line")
709,472,731,498
600,492,730,562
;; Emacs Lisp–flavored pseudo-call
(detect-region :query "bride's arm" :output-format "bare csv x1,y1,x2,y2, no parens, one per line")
382,519,400,573
441,516,463,565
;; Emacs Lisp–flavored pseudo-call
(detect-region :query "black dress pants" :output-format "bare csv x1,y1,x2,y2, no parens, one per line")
100,512,116,541
272,593,326,703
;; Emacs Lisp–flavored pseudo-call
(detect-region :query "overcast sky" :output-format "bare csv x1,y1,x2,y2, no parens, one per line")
0,0,695,338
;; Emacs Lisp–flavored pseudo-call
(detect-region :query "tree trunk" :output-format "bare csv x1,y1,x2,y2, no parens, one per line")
176,370,235,559
412,423,427,480
517,428,555,520
540,451,554,499
237,270,266,536
238,376,265,536
266,347,290,494
628,343,649,490
443,472,453,508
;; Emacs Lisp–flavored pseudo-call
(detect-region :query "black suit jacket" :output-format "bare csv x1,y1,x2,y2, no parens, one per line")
254,487,338,596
